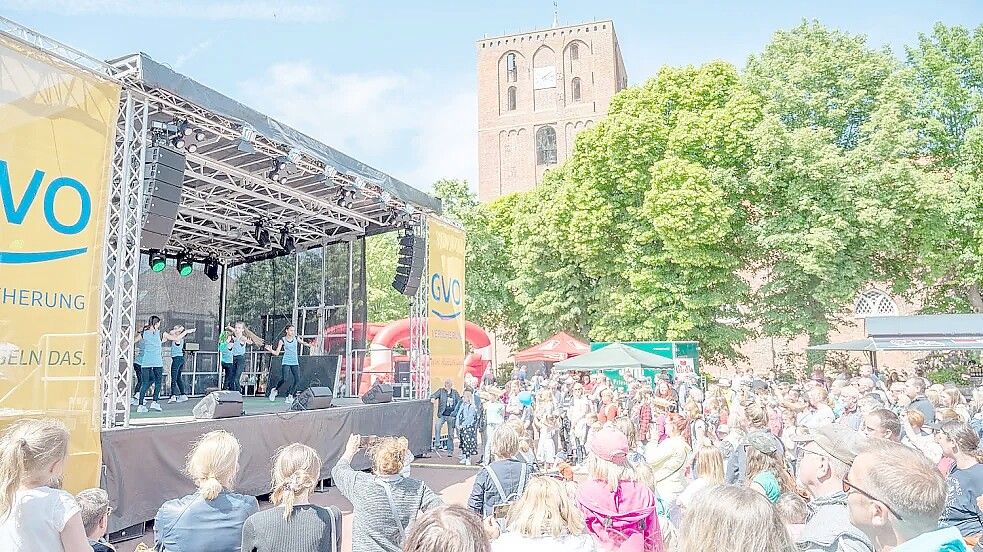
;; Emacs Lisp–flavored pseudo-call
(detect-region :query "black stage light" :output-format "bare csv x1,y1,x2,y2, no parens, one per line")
176,254,193,277
149,250,167,272
204,259,220,281
254,222,271,246
280,228,296,253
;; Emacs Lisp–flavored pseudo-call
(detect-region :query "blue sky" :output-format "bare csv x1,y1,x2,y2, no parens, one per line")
3,1,980,192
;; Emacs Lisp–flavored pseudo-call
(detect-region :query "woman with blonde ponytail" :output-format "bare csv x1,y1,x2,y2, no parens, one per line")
154,430,258,552
0,418,91,551
241,444,341,552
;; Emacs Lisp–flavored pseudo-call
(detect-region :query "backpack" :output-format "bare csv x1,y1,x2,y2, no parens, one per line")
485,463,529,511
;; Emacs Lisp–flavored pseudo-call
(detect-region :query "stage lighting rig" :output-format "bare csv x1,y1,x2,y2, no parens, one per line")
268,156,292,184
237,124,257,153
280,227,296,253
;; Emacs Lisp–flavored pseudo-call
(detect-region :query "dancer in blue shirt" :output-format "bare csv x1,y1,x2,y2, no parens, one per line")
265,324,315,405
165,325,193,403
134,316,194,413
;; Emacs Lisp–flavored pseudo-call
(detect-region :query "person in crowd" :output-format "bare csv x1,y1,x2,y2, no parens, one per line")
403,505,490,552
837,386,863,431
863,408,902,442
847,439,965,552
225,322,252,393
726,399,783,484
645,413,690,505
777,492,811,541
942,389,972,423
332,434,442,552
902,409,944,464
135,315,194,412
490,476,597,552
265,324,316,405
469,425,530,517
744,430,796,504
799,386,836,429
906,377,936,425
432,379,462,455
576,427,663,552
165,324,192,404
155,430,259,552
456,389,481,466
791,425,873,552
935,421,983,542
76,488,115,552
633,388,654,445
569,383,594,463
0,419,90,552
678,485,794,552
676,444,725,511
480,388,507,466
534,411,559,468
597,389,618,424
241,443,341,552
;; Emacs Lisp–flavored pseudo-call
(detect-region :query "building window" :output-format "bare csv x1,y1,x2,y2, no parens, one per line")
571,77,581,102
536,126,557,165
854,288,899,318
570,43,579,61
507,86,517,111
506,53,517,83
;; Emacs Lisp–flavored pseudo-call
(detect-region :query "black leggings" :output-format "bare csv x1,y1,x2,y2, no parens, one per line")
170,356,186,395
272,364,300,397
225,355,244,392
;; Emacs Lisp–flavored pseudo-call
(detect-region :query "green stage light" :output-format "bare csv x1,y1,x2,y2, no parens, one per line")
149,251,166,272
176,254,193,277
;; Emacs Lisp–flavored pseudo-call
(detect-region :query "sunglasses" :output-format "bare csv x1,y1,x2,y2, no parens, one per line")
842,477,905,522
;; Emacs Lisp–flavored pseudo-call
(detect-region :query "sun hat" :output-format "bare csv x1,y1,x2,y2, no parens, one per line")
589,427,630,465
791,424,866,465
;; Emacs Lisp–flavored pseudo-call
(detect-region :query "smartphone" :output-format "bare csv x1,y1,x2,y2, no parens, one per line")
493,503,510,519
360,435,377,447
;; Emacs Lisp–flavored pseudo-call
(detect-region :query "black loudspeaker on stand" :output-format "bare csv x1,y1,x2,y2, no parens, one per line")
289,387,333,411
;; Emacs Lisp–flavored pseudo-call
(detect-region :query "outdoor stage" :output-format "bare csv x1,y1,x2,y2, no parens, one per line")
102,399,434,534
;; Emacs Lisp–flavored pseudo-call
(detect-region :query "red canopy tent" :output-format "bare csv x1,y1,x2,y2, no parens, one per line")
514,332,590,363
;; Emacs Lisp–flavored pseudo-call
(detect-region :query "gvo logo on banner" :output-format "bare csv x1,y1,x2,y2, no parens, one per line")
0,160,92,264
430,272,462,320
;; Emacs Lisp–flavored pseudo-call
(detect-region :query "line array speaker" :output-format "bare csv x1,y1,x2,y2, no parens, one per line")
392,230,426,296
141,145,186,251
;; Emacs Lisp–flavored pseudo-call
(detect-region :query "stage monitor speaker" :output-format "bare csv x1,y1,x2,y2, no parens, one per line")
361,382,393,404
141,145,186,251
392,231,426,296
192,390,243,419
289,386,333,411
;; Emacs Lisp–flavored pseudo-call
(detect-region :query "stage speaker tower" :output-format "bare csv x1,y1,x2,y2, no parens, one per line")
141,145,186,250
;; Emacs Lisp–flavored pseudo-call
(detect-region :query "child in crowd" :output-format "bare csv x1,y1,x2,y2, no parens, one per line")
76,488,115,552
0,418,91,552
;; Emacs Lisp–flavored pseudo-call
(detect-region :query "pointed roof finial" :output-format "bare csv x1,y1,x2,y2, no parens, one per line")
552,0,558,28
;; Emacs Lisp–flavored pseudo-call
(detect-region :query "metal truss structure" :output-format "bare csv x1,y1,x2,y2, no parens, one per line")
2,18,441,428
409,219,430,399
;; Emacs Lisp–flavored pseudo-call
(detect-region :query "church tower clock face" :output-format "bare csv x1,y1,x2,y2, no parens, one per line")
534,65,556,90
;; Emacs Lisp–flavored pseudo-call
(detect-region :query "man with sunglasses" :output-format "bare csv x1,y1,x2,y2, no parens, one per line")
846,439,966,552
792,425,873,552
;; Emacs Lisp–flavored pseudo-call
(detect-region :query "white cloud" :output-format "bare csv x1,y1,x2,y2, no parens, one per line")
173,38,216,69
4,0,336,22
239,61,477,192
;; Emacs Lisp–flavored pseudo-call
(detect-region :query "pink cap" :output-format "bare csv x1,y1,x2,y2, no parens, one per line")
589,427,630,465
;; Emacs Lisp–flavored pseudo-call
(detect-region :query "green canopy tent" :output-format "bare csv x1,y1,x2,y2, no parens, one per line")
553,343,675,389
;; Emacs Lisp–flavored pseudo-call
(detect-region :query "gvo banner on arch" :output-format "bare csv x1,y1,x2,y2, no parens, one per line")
0,35,121,492
426,216,466,391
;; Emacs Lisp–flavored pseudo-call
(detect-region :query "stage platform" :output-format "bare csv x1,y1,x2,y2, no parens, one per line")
102,398,433,533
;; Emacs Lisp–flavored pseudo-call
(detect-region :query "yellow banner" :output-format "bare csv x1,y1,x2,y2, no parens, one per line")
426,216,466,391
0,35,121,492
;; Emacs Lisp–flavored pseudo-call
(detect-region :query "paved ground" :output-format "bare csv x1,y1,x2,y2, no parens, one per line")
115,456,479,552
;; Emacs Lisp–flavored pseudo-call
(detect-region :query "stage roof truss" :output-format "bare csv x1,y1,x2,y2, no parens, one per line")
100,53,437,265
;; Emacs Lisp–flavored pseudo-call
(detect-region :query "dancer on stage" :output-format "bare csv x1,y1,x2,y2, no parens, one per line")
224,322,252,392
165,325,192,403
218,329,234,390
265,324,315,405
134,316,194,413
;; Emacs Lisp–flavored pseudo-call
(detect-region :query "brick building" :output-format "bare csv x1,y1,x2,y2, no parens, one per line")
476,20,628,202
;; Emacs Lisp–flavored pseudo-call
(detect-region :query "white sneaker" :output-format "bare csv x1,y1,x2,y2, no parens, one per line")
131,397,139,406
285,395,294,405
149,402,162,412
178,395,189,403
137,405,148,413
458,457,467,465
167,396,178,403
269,388,278,402
465,459,472,466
